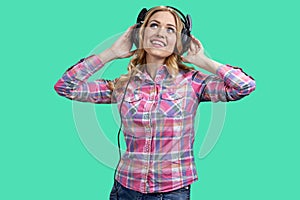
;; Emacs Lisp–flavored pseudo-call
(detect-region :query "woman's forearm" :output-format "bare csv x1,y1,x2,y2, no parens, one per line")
194,56,224,74
96,48,117,64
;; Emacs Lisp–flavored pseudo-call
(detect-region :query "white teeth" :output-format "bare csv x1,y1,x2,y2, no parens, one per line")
151,40,165,47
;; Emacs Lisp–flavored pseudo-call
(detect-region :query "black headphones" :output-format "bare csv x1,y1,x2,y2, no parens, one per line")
131,6,192,54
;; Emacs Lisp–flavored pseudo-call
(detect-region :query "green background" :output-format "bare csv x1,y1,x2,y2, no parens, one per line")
1,0,299,199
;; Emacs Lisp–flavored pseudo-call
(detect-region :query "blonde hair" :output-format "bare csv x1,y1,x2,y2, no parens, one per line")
109,6,194,91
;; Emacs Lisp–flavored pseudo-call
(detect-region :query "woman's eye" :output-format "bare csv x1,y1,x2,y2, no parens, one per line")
150,23,158,29
167,27,175,33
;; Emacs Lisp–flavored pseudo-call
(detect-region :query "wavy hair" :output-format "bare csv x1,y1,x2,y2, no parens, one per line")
109,6,194,91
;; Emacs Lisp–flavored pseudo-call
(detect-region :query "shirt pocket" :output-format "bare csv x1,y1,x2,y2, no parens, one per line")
121,92,144,118
158,91,184,117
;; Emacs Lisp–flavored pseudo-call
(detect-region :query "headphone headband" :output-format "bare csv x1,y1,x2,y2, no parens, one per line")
165,6,192,32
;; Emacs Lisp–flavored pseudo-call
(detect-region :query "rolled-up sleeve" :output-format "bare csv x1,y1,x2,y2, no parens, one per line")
54,54,117,104
191,64,256,102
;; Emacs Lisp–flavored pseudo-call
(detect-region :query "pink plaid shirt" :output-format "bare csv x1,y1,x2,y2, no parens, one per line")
54,55,256,193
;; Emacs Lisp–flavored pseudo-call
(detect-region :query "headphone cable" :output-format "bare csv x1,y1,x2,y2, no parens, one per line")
112,71,134,199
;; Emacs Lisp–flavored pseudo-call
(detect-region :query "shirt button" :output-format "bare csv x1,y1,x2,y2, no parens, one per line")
143,113,149,119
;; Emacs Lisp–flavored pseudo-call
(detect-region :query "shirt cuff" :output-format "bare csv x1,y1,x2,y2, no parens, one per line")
216,64,233,79
67,54,105,82
83,54,104,73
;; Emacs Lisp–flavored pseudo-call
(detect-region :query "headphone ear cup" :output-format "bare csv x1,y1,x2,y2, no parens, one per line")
181,28,191,54
132,8,148,48
180,14,192,54
132,23,141,48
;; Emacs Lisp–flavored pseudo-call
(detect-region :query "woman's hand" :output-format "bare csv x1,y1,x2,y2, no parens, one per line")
97,25,136,64
110,24,136,58
181,35,223,74
181,35,205,65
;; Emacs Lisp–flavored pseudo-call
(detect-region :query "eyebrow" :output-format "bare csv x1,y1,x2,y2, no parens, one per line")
149,20,176,29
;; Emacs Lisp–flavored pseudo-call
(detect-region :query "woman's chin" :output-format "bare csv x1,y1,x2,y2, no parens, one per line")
144,47,173,59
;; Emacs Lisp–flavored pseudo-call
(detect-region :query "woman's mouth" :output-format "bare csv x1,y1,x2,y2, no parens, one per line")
150,39,166,48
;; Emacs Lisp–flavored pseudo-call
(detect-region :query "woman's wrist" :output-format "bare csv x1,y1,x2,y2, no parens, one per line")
196,56,224,74
96,48,117,64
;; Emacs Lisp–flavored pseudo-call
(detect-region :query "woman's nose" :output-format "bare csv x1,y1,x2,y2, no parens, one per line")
156,27,166,38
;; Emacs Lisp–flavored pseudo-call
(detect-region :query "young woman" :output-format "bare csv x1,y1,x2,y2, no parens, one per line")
54,6,256,200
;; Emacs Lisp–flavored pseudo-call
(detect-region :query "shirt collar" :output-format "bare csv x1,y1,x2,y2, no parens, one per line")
134,64,171,83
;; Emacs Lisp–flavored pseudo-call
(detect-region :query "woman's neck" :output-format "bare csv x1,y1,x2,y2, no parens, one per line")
145,55,165,80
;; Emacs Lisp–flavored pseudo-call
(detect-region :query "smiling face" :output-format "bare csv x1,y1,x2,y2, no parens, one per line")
142,11,177,62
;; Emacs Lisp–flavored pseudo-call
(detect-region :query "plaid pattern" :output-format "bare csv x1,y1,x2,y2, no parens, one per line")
54,55,256,193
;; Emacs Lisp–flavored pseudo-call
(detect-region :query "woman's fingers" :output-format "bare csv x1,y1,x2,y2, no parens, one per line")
120,49,137,58
190,35,202,50
180,35,206,64
190,40,197,53
110,25,137,59
180,55,188,63
126,49,136,57
189,35,200,54
124,24,137,38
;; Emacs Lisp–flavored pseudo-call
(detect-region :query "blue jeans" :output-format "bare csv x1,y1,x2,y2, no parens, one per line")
109,181,190,200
